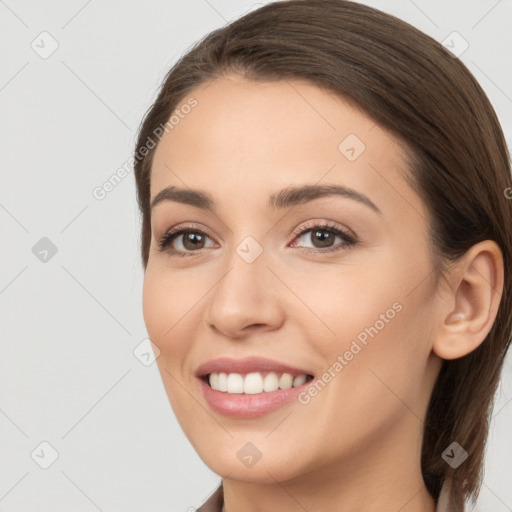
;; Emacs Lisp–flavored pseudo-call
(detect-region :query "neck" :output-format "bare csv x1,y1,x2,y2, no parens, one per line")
221,415,437,512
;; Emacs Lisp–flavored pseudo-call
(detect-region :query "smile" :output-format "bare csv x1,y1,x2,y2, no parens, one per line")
195,356,316,418
207,371,313,394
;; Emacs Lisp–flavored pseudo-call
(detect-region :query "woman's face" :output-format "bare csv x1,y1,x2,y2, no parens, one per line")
143,75,444,484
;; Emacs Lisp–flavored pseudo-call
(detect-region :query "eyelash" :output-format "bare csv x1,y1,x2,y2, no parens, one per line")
156,221,357,257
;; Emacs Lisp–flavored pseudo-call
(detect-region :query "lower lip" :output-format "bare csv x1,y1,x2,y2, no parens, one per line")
197,377,311,418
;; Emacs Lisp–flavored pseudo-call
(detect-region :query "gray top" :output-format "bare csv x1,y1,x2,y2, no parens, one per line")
196,475,461,511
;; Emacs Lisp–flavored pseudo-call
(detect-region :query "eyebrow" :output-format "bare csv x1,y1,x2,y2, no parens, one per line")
150,184,382,215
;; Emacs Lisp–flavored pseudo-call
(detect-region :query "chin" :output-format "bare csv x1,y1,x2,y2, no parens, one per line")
191,435,313,484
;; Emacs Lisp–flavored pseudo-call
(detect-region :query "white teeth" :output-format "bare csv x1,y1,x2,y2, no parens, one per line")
218,372,227,392
263,372,279,392
210,373,219,390
243,372,263,394
208,371,310,394
278,373,293,390
292,374,307,387
226,373,244,393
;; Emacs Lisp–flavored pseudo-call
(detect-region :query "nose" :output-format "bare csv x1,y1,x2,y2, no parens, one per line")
204,250,286,339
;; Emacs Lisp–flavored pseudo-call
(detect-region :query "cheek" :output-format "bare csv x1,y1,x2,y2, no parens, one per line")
142,268,199,420
289,262,404,359
292,258,431,417
317,277,435,427
142,270,167,341
295,239,432,361
142,267,198,357
143,262,190,323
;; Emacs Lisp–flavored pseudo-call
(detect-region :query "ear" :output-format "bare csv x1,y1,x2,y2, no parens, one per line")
432,240,504,360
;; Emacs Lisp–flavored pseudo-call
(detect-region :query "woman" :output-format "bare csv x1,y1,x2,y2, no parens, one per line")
133,1,512,510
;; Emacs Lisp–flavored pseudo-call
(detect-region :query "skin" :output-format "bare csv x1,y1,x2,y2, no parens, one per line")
142,74,504,512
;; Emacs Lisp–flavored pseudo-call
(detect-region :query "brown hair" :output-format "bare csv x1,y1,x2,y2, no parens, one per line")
133,0,512,508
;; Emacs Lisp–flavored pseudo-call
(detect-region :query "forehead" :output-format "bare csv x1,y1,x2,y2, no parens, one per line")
149,75,425,225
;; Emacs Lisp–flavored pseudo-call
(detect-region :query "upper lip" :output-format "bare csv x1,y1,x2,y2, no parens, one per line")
195,356,314,378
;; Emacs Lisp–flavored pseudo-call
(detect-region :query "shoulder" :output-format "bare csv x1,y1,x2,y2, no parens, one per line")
196,483,223,512
436,476,467,512
195,479,468,511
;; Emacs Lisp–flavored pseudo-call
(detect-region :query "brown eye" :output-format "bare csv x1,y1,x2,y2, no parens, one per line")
157,227,216,256
157,222,357,257
290,222,357,254
181,231,207,250
308,228,336,248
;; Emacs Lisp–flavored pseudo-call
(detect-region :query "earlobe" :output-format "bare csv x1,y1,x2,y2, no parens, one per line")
432,240,504,361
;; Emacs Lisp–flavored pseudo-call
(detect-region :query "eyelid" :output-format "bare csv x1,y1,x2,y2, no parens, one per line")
291,219,355,239
157,219,357,257
163,218,353,237
156,222,219,251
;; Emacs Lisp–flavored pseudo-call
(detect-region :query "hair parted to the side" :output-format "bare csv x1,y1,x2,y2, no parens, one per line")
133,0,512,508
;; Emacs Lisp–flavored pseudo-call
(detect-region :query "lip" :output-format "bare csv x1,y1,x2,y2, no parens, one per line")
195,356,315,418
195,356,314,378
197,378,313,418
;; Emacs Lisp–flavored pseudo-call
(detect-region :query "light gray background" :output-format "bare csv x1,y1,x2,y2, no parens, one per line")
1,1,511,511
